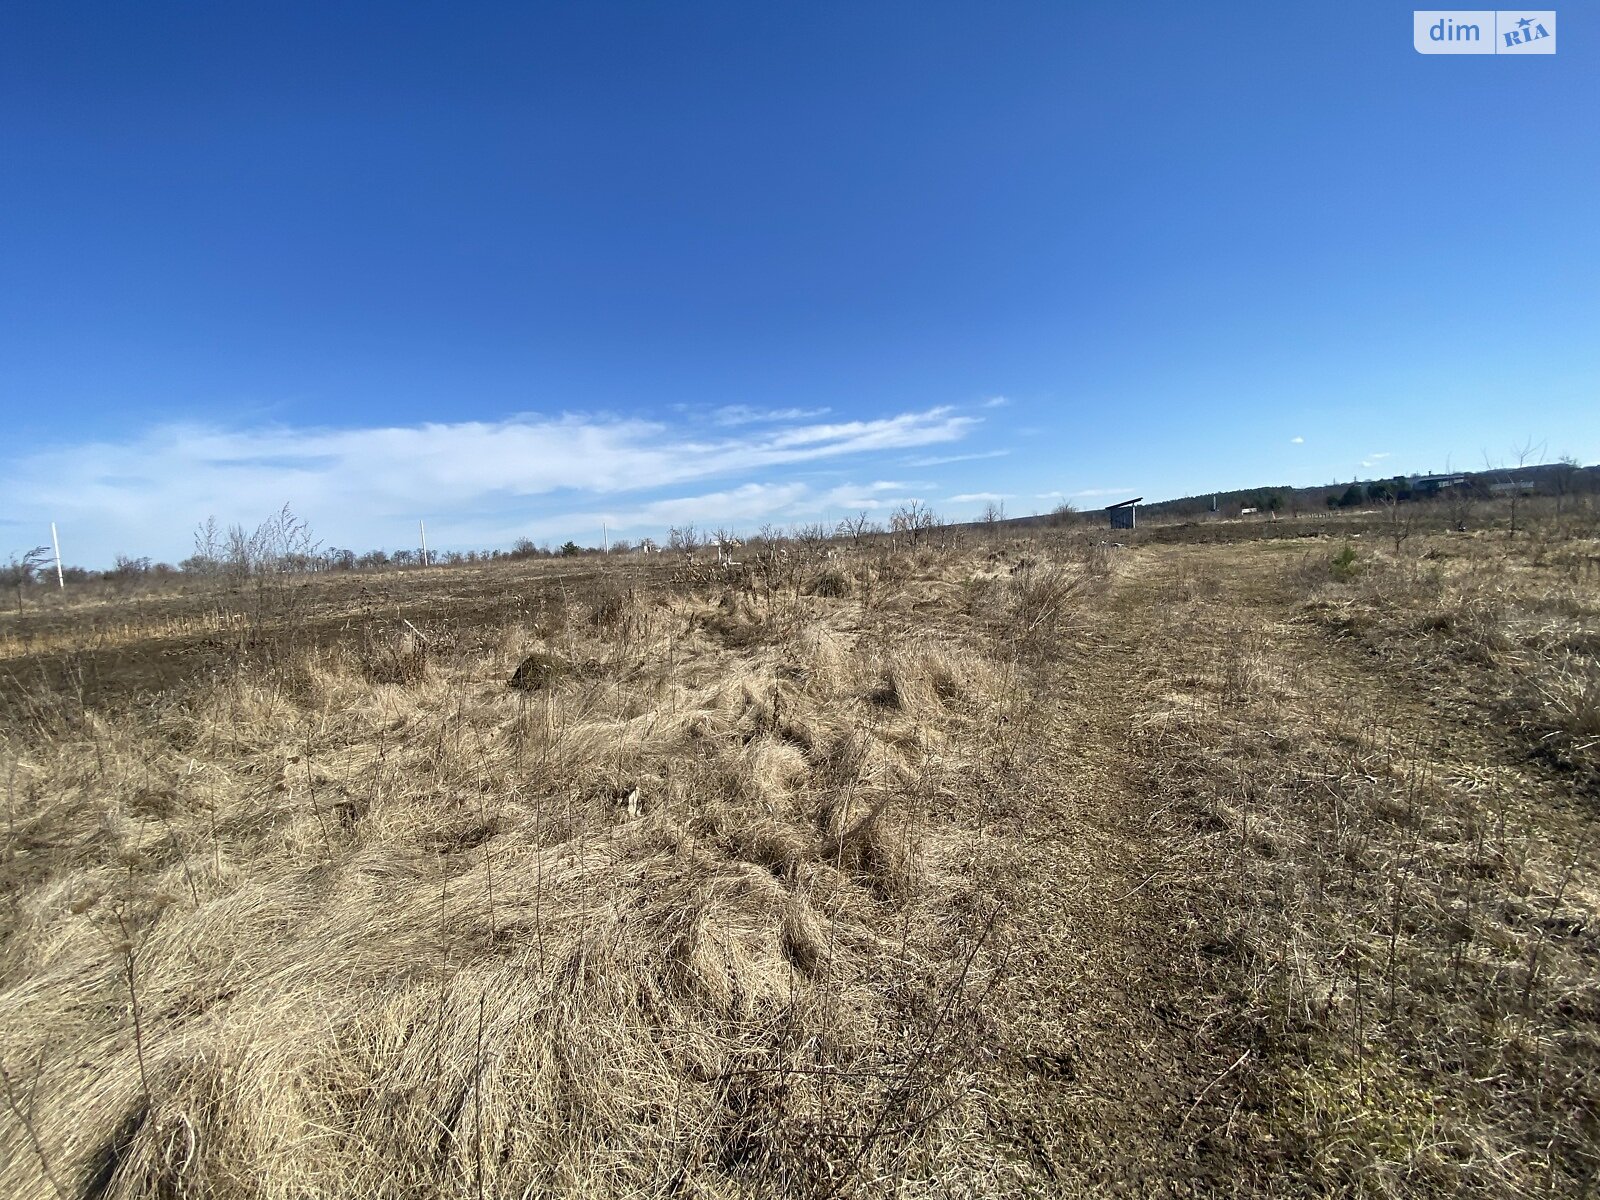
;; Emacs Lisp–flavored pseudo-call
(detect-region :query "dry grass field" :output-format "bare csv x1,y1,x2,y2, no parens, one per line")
2,512,1597,1198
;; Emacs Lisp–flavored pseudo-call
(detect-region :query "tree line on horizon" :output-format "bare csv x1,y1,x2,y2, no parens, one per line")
5,460,1593,590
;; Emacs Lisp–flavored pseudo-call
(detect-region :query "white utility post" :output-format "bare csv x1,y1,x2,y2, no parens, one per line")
602,523,608,553
419,520,429,567
50,523,64,588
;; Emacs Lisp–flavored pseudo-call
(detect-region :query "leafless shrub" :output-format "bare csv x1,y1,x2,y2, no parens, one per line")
183,504,320,578
2,546,53,608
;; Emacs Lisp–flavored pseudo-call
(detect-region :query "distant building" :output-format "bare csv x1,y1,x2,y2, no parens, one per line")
1489,480,1535,496
1412,473,1467,491
1105,497,1142,530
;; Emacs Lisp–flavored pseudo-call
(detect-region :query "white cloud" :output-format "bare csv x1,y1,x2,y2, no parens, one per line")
589,483,811,529
818,481,925,512
949,492,1013,504
982,396,1009,408
904,449,1010,467
1070,486,1135,498
712,404,832,426
1291,436,1304,444
3,407,977,565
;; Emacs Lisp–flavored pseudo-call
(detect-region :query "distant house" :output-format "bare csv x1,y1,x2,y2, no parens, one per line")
1412,473,1467,492
1105,497,1142,530
1489,480,1535,496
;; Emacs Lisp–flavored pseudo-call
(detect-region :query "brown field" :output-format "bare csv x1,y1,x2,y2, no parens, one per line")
2,508,1598,1198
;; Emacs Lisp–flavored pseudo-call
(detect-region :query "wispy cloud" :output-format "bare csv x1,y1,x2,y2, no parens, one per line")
3,407,978,564
981,396,1009,408
1291,436,1304,444
904,448,1010,468
711,404,832,426
586,483,812,530
949,492,1012,504
1070,486,1135,498
821,481,922,510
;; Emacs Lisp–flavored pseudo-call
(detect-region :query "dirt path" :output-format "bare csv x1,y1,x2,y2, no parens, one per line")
972,535,1600,1196
969,548,1256,1196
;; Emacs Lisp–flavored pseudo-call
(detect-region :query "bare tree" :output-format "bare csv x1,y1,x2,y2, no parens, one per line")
890,501,939,548
667,524,700,554
835,510,878,546
1488,439,1545,537
980,500,1006,534
1382,495,1415,557
791,522,830,555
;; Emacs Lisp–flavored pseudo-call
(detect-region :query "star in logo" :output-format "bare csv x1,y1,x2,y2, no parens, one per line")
1517,16,1534,28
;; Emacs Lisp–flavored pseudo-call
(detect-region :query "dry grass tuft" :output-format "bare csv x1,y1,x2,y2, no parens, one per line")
0,547,1028,1199
803,567,852,599
353,626,431,686
507,649,568,691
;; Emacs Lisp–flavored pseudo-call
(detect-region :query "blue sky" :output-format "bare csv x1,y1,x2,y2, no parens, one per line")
3,3,1596,565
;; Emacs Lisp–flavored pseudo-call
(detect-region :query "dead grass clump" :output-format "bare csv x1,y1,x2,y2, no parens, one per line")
802,566,851,599
1417,593,1512,664
508,649,568,691
821,797,919,901
354,626,430,686
585,580,635,633
1219,637,1271,704
730,735,811,810
1519,655,1600,764
1168,564,1222,603
722,816,815,877
779,891,829,974
1007,563,1085,649
702,592,773,649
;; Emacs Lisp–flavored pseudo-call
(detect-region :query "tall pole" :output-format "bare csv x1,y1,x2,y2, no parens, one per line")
50,523,64,588
602,523,608,554
419,520,429,567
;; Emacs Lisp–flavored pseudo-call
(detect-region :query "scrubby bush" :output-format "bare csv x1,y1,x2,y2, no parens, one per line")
1330,544,1360,580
